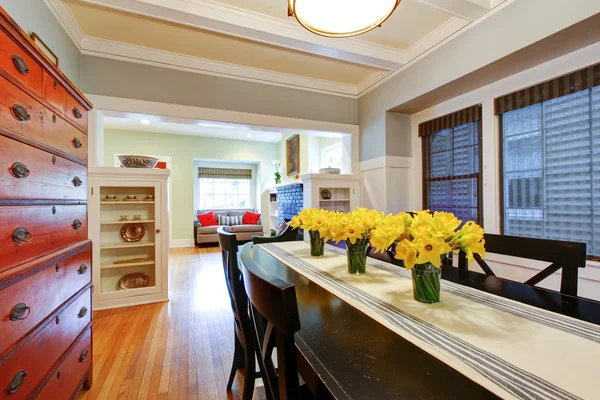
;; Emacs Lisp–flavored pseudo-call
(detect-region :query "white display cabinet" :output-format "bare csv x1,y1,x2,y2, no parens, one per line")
302,173,361,213
89,167,170,310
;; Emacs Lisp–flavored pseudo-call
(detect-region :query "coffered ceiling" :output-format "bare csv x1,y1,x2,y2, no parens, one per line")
47,0,509,96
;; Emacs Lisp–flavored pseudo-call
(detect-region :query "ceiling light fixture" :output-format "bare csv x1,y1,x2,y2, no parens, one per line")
288,0,401,38
140,119,151,125
246,134,253,138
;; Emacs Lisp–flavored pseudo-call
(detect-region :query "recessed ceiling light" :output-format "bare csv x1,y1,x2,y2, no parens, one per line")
140,119,151,125
246,134,253,138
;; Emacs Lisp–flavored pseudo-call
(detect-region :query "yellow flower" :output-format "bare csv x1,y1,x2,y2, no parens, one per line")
290,216,302,229
370,228,394,253
344,223,366,245
462,239,486,261
415,236,451,268
395,240,418,270
431,212,462,239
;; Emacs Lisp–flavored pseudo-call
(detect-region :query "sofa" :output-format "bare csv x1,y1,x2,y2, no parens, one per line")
194,209,264,246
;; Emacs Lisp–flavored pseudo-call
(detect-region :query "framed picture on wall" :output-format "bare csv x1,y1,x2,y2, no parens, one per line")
286,134,300,176
30,33,59,66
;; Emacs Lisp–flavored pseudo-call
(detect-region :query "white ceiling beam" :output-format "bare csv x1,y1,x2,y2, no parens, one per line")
413,0,492,21
77,0,405,70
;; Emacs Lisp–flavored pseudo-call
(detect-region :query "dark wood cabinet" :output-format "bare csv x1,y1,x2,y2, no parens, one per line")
0,6,93,399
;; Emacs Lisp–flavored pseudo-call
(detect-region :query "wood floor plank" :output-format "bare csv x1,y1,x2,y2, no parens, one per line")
77,246,266,400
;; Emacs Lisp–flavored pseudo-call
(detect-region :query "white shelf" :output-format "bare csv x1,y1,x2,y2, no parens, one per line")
101,242,155,250
101,201,155,204
101,220,155,225
319,199,350,202
101,261,155,269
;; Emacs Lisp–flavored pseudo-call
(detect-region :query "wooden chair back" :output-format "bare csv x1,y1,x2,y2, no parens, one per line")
458,233,587,296
241,251,303,400
217,227,253,347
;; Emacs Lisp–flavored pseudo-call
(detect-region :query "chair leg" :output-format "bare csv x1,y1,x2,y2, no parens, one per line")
227,333,245,390
241,345,256,400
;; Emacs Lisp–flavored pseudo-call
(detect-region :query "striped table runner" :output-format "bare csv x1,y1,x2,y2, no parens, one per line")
257,241,600,400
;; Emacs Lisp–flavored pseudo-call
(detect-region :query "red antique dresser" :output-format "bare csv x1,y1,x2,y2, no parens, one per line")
0,6,93,399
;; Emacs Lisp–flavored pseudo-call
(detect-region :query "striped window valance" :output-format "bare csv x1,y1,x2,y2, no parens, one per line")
495,62,600,115
198,167,252,179
418,105,481,137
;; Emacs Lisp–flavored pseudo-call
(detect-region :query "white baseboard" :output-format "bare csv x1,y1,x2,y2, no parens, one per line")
170,239,195,248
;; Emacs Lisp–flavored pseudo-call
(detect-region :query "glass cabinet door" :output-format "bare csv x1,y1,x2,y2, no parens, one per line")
97,183,161,297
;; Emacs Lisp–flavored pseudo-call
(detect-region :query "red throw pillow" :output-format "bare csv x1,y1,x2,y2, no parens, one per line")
243,211,261,225
197,211,218,227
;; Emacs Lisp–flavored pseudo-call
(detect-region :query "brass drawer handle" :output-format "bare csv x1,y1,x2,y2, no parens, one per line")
72,137,82,148
12,54,29,75
78,307,88,319
77,264,88,275
79,349,88,362
72,219,82,230
9,303,31,321
72,176,83,187
12,227,32,245
73,107,83,119
12,104,30,121
7,370,27,394
10,162,30,179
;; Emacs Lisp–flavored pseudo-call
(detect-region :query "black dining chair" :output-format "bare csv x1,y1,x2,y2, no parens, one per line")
241,248,334,400
252,223,301,244
457,233,587,296
217,227,260,400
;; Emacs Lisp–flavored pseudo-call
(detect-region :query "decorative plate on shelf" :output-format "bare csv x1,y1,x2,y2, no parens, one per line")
120,223,146,242
117,273,150,290
319,167,341,174
320,189,332,200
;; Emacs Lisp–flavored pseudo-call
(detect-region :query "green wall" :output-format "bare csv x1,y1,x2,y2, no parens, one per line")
104,130,279,241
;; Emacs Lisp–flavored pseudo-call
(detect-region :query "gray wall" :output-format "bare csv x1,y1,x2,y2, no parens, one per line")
4,0,81,85
80,56,358,125
358,0,600,161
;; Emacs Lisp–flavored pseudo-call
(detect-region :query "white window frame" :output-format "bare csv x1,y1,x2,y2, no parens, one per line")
193,161,257,214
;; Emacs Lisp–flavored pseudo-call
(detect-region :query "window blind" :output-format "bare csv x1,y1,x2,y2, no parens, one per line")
421,105,483,225
498,70,600,258
198,167,252,180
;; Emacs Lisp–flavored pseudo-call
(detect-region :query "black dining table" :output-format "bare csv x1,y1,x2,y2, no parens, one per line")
240,242,600,400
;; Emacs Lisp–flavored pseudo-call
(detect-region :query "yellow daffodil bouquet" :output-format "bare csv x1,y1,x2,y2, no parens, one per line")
290,208,333,256
370,210,486,303
322,207,385,275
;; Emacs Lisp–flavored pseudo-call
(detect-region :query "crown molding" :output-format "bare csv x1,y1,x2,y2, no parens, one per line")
44,0,85,50
80,37,359,97
79,0,406,70
358,0,517,97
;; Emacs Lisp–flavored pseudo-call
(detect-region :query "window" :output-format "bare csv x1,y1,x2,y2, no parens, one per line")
197,167,253,209
420,105,483,224
498,64,600,258
320,142,343,169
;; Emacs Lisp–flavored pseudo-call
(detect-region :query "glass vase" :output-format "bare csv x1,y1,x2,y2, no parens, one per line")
309,230,324,257
346,238,368,275
411,263,441,303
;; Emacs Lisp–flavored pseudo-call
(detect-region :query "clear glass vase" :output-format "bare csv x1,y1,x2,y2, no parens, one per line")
411,263,441,303
346,238,368,275
309,230,324,257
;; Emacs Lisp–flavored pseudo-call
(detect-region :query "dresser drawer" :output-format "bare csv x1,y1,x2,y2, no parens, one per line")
43,71,65,113
0,244,91,357
0,76,87,163
65,93,88,134
0,27,43,97
0,135,87,201
37,327,92,400
0,205,87,274
0,287,91,400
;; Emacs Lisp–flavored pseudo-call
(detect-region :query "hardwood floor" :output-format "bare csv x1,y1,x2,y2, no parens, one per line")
78,246,264,400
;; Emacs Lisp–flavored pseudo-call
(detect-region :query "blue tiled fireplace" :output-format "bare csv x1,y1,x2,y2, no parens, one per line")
277,183,303,225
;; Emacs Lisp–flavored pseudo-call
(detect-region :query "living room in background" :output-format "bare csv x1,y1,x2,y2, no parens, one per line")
420,105,483,225
497,63,600,259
